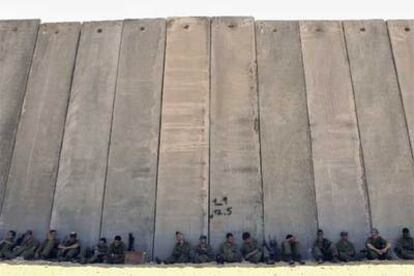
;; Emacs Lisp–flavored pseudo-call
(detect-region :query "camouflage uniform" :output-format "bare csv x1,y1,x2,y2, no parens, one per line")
106,241,126,264
241,239,264,263
57,238,81,262
11,236,39,260
218,241,242,263
193,242,214,263
281,240,303,263
366,236,392,260
80,242,109,263
0,238,15,259
165,241,192,264
336,239,360,262
313,238,338,261
395,235,414,259
36,237,60,260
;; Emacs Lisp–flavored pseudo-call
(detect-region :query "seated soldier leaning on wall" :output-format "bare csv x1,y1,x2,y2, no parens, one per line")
193,235,214,263
281,234,305,265
395,228,414,259
241,232,269,264
35,229,60,260
312,229,339,264
9,230,39,260
366,228,392,260
80,237,109,264
0,230,16,260
156,231,192,264
335,231,361,262
217,233,242,264
57,232,81,262
106,235,126,264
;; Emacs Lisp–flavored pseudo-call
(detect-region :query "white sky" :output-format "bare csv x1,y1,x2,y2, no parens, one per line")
1,0,413,22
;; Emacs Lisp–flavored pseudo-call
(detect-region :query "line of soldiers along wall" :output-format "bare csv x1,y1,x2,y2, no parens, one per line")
0,18,413,260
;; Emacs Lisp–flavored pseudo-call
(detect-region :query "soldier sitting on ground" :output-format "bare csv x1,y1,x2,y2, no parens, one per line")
193,235,214,263
263,236,280,263
157,231,191,264
80,237,109,264
241,232,267,264
9,230,39,260
312,229,338,263
57,232,81,262
217,233,242,264
366,228,392,260
336,231,361,262
0,230,16,260
395,228,414,259
106,235,126,264
35,229,60,260
281,234,305,265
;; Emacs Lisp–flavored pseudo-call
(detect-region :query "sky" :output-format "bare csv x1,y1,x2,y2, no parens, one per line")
1,0,413,22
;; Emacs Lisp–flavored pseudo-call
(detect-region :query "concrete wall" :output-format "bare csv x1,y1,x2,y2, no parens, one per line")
0,18,413,259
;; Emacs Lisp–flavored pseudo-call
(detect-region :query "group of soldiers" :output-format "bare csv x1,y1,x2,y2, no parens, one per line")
0,229,127,264
1,227,414,265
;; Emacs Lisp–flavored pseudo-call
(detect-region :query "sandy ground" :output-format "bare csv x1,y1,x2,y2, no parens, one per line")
1,260,414,276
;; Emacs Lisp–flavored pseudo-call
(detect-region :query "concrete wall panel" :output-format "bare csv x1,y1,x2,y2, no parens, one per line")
0,23,80,237
344,20,414,240
256,21,317,256
101,19,165,257
300,21,371,248
0,20,39,213
50,21,122,245
210,17,263,248
153,17,210,259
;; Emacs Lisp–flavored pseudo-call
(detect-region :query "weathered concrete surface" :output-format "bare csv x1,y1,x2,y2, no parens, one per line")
50,21,122,245
101,19,165,257
0,23,80,237
210,17,263,248
388,20,414,158
344,20,414,241
153,17,210,259
0,20,39,215
300,21,371,248
256,21,317,257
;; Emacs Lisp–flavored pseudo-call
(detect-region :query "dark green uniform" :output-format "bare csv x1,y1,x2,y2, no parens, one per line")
0,238,15,259
57,238,81,262
11,236,39,260
80,243,109,263
336,240,359,262
366,236,392,260
218,241,242,263
395,236,414,259
313,238,337,261
193,242,214,263
241,239,263,263
36,238,60,260
165,241,191,264
281,240,302,262
106,241,126,264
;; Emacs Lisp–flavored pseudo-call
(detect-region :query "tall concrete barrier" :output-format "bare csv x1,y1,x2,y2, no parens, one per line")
210,17,263,248
0,20,39,217
153,17,210,259
300,21,371,248
101,19,165,257
0,23,80,237
344,20,414,241
50,21,122,245
256,21,317,257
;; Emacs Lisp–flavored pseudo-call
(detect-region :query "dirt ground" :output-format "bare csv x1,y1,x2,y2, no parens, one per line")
1,260,414,276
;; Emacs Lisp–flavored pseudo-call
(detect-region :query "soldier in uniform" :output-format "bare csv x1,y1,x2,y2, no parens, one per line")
9,230,39,260
80,237,109,264
35,229,60,260
312,229,338,263
240,232,265,264
281,234,305,265
106,235,126,264
193,235,214,263
366,228,392,260
0,230,16,259
57,232,81,262
395,228,414,259
335,231,360,262
217,233,242,264
160,231,191,264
